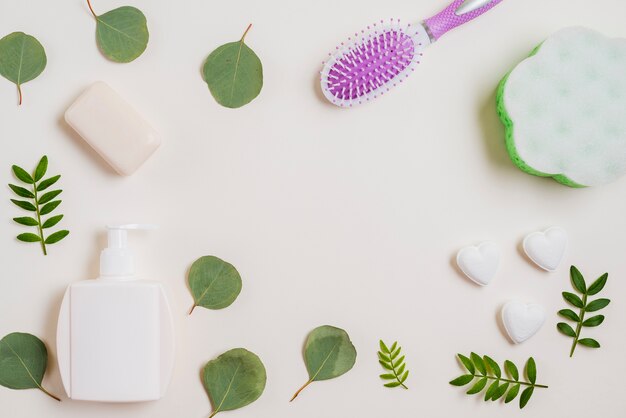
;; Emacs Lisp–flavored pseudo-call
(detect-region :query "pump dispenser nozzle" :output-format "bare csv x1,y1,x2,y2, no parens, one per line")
100,224,157,278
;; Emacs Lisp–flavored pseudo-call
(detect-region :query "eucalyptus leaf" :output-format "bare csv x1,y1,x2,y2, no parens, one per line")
291,325,356,401
0,333,60,401
88,0,149,63
203,24,263,108
0,32,46,105
203,348,266,418
188,256,242,314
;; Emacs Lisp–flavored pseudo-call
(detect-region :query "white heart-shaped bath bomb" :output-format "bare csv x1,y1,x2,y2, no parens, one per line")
456,242,501,286
502,301,546,344
523,227,568,271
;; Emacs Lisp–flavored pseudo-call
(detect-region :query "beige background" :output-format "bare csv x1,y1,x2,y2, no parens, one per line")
1,0,625,417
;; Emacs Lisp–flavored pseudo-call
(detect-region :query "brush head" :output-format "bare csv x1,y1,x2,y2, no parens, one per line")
321,19,431,107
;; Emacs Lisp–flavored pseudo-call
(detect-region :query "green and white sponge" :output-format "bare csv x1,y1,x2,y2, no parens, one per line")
497,27,626,187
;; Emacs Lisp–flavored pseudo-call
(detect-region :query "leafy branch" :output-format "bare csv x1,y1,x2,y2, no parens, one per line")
378,340,409,389
557,266,610,357
450,353,547,409
9,156,69,255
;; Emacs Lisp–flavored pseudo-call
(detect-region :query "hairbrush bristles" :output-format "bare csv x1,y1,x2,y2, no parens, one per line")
321,18,430,107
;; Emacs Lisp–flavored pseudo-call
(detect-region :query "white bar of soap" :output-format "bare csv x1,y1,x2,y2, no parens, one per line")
65,82,161,176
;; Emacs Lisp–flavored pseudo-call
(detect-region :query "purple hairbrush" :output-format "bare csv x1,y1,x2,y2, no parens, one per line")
320,0,505,107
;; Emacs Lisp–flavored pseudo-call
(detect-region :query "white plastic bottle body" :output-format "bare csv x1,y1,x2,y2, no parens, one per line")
57,279,174,402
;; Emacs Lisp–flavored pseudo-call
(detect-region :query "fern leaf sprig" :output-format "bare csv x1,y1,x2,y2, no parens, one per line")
9,156,69,255
557,265,610,357
378,340,409,389
449,353,547,409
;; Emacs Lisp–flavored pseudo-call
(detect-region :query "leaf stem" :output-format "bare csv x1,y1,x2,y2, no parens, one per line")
471,374,548,389
208,410,219,418
189,304,197,315
86,0,97,18
240,23,253,42
39,386,61,402
387,353,408,389
17,84,22,105
290,379,312,402
570,293,588,357
32,181,47,256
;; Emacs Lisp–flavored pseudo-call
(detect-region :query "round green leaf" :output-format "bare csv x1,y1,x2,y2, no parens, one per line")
203,348,266,417
94,5,149,63
0,32,46,105
203,25,263,109
188,256,242,312
304,325,356,382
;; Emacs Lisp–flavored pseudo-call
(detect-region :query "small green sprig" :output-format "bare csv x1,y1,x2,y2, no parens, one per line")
378,340,409,389
557,266,610,357
9,156,69,255
450,353,547,409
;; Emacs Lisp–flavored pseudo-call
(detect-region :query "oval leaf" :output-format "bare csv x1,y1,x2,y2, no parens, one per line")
378,352,390,362
13,217,38,226
570,265,586,294
0,33,46,105
38,189,62,205
470,352,486,375
525,357,537,384
384,381,402,388
582,315,604,327
45,230,69,244
484,380,499,401
379,340,389,353
505,383,520,403
17,233,41,243
37,175,60,191
457,354,475,375
203,25,263,109
11,199,36,211
491,382,509,401
304,325,356,382
562,292,584,308
557,322,576,337
519,386,534,409
39,200,61,216
504,360,519,381
94,5,149,63
42,214,63,229
483,355,501,378
587,273,608,295
586,298,610,312
188,256,242,312
466,377,487,394
558,309,580,322
9,184,34,198
34,156,48,182
449,374,474,386
12,166,34,184
203,348,266,416
578,338,601,348
379,373,395,380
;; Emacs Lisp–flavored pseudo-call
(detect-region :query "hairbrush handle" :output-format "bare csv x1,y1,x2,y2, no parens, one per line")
424,0,505,41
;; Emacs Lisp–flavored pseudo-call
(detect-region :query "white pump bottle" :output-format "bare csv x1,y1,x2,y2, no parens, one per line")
56,225,175,402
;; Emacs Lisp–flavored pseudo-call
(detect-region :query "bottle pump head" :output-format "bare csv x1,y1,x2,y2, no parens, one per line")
100,224,157,278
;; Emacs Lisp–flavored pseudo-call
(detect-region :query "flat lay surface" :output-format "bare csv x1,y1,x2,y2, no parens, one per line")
1,0,625,417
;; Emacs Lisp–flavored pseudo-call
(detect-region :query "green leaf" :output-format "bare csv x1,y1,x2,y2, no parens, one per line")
384,381,402,388
390,347,401,360
578,338,601,348
582,315,604,327
188,256,242,312
92,4,149,63
42,214,63,229
483,355,501,378
378,352,390,362
203,348,266,417
585,298,610,312
400,370,408,383
379,373,395,380
519,386,534,409
38,190,62,204
291,326,356,401
17,233,41,242
457,354,475,374
37,175,60,191
505,383,520,403
570,265,586,294
558,309,580,322
379,360,392,370
39,200,61,216
491,382,509,401
33,156,48,182
466,377,487,394
8,184,34,198
45,230,69,244
11,199,36,211
203,24,263,109
0,332,59,401
12,166,34,184
379,340,389,353
470,352,486,375
396,363,406,376
562,292,584,308
484,380,499,401
557,322,576,337
504,360,519,381
525,358,536,384
449,374,474,386
13,217,38,226
389,342,397,353
587,273,608,296
0,32,46,105
395,355,405,367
